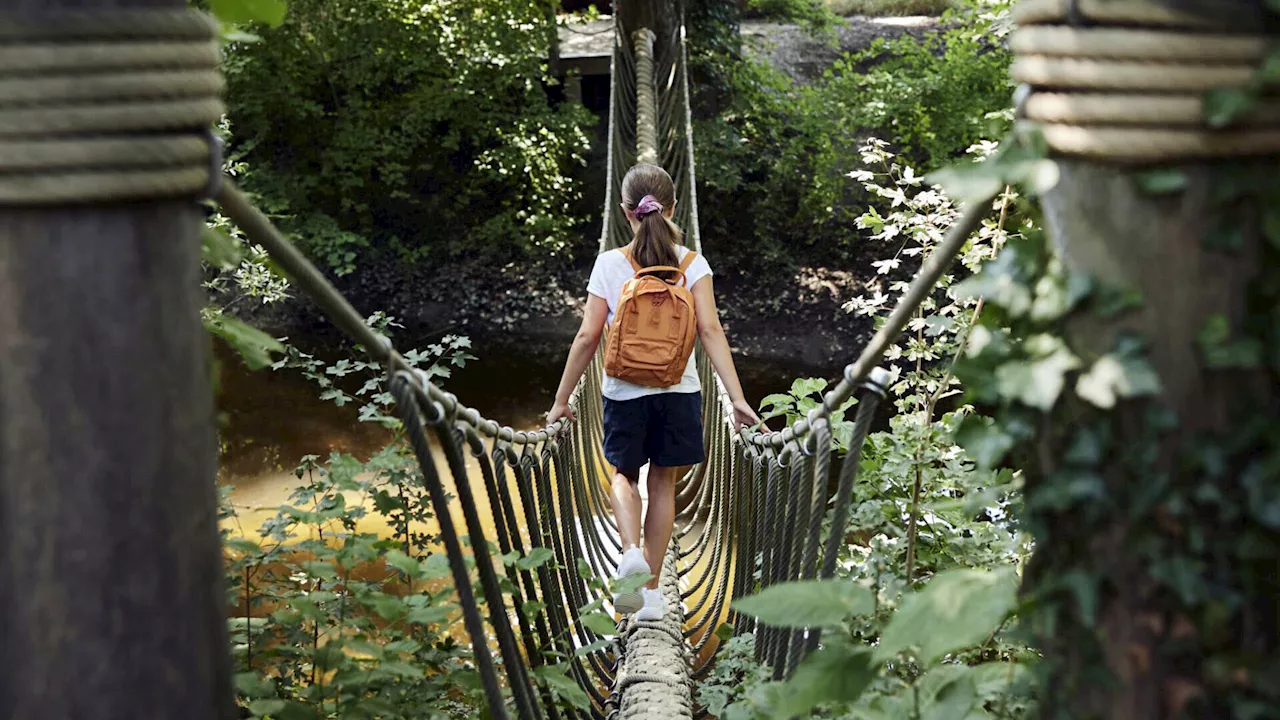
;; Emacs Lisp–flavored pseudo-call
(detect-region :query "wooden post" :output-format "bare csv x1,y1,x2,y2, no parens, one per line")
0,1,235,719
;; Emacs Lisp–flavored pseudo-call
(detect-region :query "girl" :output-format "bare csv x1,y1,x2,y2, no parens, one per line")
546,164,760,621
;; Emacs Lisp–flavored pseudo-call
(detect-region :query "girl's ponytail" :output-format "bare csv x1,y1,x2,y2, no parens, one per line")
632,195,682,277
622,164,684,281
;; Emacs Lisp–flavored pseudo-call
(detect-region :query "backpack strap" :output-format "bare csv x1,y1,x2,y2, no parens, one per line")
677,250,698,285
621,246,642,273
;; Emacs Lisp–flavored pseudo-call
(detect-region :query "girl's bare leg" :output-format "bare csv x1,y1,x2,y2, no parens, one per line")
642,465,684,590
610,467,643,553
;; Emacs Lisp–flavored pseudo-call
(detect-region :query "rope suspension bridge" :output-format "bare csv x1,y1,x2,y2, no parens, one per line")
2,1,1273,718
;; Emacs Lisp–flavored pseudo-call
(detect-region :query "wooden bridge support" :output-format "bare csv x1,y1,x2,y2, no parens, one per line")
1018,2,1280,716
0,1,235,719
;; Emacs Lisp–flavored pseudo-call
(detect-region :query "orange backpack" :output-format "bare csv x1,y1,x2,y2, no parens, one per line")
604,247,700,388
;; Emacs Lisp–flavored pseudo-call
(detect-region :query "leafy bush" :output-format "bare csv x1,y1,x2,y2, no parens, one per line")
719,141,1038,718
695,0,1012,268
220,0,592,272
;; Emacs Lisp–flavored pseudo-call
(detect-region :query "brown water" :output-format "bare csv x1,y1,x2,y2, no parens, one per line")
216,337,801,529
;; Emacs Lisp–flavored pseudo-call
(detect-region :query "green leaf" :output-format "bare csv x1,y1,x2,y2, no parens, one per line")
1204,86,1258,128
383,550,420,578
407,604,455,626
1075,353,1163,409
209,0,288,27
954,415,1015,470
1197,314,1263,369
421,553,451,580
204,314,285,371
574,638,612,656
732,579,873,628
248,699,286,717
517,547,555,570
789,377,828,399
226,537,261,555
773,639,875,718
874,567,1017,664
201,226,242,269
581,611,617,636
714,622,735,642
994,336,1080,411
917,665,979,720
533,665,592,711
1133,169,1188,195
759,393,795,410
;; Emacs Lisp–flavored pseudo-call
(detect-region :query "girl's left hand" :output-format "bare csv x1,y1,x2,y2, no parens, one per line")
547,401,576,426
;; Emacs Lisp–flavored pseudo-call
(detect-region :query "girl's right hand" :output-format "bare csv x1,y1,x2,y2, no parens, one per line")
732,399,763,430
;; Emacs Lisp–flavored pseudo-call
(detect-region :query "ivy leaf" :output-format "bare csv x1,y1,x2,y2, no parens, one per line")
1075,353,1162,408
732,579,873,628
954,415,1015,470
532,666,592,711
1197,314,1262,368
204,314,285,371
574,639,611,657
714,622,735,642
209,0,288,27
517,547,556,570
874,567,1017,665
789,377,828,399
580,611,617,636
994,337,1080,411
772,638,875,718
760,393,795,410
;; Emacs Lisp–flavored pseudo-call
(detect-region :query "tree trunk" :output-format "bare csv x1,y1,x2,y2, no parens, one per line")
0,2,235,720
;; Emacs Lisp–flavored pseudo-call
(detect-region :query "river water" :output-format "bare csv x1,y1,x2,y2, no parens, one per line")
215,337,803,538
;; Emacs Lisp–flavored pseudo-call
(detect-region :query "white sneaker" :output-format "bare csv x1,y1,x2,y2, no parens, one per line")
634,587,667,622
612,547,650,615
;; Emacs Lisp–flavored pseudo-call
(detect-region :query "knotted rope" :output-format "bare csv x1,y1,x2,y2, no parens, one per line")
1010,0,1280,162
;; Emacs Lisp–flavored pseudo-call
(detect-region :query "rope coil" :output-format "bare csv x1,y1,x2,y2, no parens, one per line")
0,11,224,204
1011,0,1280,162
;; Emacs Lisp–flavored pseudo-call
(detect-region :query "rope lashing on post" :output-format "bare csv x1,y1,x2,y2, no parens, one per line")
0,11,224,204
1010,0,1280,162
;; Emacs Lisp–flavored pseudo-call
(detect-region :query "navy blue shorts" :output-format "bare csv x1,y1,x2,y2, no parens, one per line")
602,392,705,470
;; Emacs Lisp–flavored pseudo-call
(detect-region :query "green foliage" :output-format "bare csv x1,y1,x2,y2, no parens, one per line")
825,0,956,16
695,1,1013,267
948,149,1280,715
711,140,1036,719
220,0,592,272
273,313,475,428
221,450,483,719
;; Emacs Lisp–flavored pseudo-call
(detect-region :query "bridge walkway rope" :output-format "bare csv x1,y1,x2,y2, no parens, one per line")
0,6,1010,719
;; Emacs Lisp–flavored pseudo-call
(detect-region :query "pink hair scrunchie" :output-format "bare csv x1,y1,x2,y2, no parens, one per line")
633,195,664,219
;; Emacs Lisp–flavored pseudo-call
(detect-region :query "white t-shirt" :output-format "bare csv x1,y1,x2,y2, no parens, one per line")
587,245,713,401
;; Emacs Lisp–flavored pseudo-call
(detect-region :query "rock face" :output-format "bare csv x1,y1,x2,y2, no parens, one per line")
740,16,940,83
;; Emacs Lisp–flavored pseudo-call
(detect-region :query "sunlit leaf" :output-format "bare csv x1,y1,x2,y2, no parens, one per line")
874,567,1017,664
732,580,873,628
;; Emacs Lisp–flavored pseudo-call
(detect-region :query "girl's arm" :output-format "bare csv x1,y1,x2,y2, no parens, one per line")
691,277,763,429
547,294,610,424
